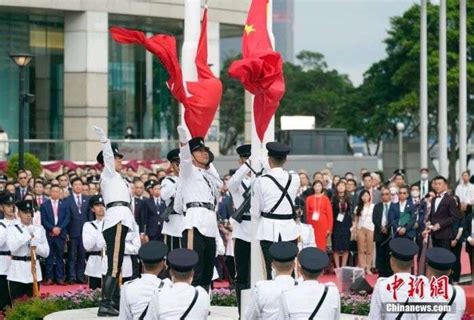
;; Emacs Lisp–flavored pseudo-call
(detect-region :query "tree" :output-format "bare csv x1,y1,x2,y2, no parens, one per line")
334,0,474,181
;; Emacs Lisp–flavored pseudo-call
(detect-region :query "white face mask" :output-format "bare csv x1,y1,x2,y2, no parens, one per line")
420,173,429,180
411,190,420,198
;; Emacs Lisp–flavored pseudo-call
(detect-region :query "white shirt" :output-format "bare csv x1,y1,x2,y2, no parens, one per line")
420,179,430,198
51,199,59,225
434,191,447,212
455,182,474,205
119,274,172,320
178,144,222,238
245,274,296,320
356,203,375,231
160,176,184,238
145,282,209,320
416,275,465,320
369,272,417,320
229,161,253,242
82,219,107,278
7,223,50,283
100,140,135,231
251,168,300,241
381,202,391,227
281,280,340,320
122,222,141,278
0,218,18,275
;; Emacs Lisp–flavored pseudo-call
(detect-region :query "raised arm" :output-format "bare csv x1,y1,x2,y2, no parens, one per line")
93,126,115,178
228,160,251,194
177,125,193,179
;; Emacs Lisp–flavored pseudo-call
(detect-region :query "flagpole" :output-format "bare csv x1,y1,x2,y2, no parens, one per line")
438,0,448,177
181,0,200,129
459,0,467,174
420,0,428,169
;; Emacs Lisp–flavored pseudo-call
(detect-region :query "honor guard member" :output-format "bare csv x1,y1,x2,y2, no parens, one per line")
281,247,340,320
177,125,222,289
369,238,419,320
83,195,107,290
251,142,300,279
0,192,17,310
160,148,185,251
417,248,466,320
245,241,298,320
228,144,253,315
7,200,49,301
120,241,171,320
94,126,135,317
145,248,210,320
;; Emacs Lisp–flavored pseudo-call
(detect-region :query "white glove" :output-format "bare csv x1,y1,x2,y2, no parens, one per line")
93,126,107,143
177,125,189,144
30,237,40,247
27,225,35,236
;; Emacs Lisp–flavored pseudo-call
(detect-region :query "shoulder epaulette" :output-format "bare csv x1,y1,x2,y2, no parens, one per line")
0,222,5,229
14,225,23,234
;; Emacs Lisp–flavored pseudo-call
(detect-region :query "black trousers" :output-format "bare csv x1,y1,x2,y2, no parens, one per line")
234,238,250,316
164,234,183,251
432,238,451,250
260,238,297,280
375,240,393,277
89,276,102,290
0,275,11,310
8,281,34,302
103,223,129,278
450,240,462,282
131,255,140,280
183,228,216,287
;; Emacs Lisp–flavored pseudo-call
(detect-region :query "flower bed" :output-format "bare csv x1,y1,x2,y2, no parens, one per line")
4,288,101,320
340,293,371,316
211,288,238,306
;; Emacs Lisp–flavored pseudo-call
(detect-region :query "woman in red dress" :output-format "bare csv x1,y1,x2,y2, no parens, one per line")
305,180,333,251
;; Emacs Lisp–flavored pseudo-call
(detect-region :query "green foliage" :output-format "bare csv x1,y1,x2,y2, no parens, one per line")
211,288,238,306
5,289,101,320
6,152,42,178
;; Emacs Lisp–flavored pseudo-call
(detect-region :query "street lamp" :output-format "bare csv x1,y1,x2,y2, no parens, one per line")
9,53,34,170
396,122,406,170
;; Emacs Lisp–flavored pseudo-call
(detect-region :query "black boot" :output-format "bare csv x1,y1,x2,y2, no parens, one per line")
97,276,119,317
111,279,121,311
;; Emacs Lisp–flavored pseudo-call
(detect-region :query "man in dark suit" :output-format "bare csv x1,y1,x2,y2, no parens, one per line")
388,185,416,241
425,176,458,249
411,168,433,199
356,172,381,204
132,179,146,240
463,207,474,282
66,177,91,284
372,187,393,277
15,169,31,200
141,180,164,241
41,184,70,285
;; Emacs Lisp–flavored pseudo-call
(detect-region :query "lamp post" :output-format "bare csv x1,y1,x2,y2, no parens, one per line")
9,53,33,170
396,122,406,170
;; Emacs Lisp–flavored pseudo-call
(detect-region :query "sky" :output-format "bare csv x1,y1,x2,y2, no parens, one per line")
294,0,421,86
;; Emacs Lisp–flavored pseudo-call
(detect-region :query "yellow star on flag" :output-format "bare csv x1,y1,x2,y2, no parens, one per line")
244,24,256,36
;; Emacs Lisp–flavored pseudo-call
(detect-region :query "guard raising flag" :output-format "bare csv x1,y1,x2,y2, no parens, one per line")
251,142,300,279
94,126,135,317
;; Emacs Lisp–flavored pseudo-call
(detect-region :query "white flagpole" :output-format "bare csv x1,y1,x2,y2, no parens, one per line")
459,0,467,174
438,0,448,177
420,0,428,169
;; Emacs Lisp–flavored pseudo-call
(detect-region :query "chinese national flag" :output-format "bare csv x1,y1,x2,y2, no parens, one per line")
228,0,285,141
110,9,222,138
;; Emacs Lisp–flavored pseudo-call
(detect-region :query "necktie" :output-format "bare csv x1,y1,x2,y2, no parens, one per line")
383,204,388,223
76,195,82,214
21,189,25,199
53,201,58,223
155,198,159,208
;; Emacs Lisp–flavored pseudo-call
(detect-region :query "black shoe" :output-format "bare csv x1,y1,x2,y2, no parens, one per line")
97,276,119,317
111,279,121,311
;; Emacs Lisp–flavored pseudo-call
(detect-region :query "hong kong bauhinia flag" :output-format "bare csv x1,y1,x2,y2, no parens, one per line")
228,0,285,141
110,7,222,138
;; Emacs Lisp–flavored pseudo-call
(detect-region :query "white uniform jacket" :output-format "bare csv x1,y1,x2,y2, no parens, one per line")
122,222,141,278
160,176,184,237
7,223,49,283
82,219,107,278
0,218,18,275
229,161,253,243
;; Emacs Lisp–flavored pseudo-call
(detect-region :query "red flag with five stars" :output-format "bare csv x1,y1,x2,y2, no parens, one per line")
228,0,285,141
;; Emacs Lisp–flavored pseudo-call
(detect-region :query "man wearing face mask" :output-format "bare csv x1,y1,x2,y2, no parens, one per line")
413,168,432,199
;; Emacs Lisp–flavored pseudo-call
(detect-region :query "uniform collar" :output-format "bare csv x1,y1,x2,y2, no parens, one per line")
270,167,284,173
141,273,162,283
275,274,294,283
172,281,193,289
300,279,322,286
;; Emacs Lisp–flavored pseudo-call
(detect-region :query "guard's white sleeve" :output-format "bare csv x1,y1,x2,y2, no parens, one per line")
245,285,260,320
0,224,7,247
228,162,251,194
206,164,223,189
368,281,382,320
7,225,30,252
82,223,97,252
173,182,184,215
124,231,140,255
34,227,50,258
160,178,176,203
101,139,116,179
179,144,193,180
144,293,160,320
118,286,132,320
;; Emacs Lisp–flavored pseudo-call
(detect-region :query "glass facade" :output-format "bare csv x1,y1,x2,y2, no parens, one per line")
108,15,183,140
0,13,64,144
